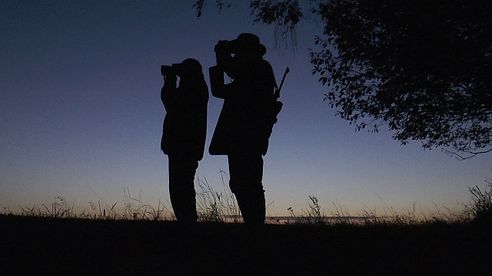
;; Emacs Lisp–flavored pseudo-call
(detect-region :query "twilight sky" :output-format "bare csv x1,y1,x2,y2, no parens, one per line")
1,0,491,216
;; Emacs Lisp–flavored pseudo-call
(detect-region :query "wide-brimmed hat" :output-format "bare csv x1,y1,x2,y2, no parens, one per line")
230,33,266,56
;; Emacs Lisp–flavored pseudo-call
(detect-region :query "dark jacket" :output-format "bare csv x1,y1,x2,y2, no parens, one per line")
161,74,208,160
209,59,275,156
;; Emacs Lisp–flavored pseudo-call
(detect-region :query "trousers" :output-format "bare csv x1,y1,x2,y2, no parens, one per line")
228,154,265,224
168,155,198,223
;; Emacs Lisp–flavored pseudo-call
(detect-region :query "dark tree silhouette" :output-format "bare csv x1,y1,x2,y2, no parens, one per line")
195,0,492,158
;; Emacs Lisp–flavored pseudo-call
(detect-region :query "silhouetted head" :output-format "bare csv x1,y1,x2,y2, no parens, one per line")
176,58,206,90
177,58,204,82
180,58,202,76
230,33,266,58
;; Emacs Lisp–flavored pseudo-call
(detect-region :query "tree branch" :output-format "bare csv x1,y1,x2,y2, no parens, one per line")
445,148,492,160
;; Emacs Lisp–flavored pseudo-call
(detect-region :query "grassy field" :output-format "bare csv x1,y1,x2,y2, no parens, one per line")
1,214,490,275
1,181,490,274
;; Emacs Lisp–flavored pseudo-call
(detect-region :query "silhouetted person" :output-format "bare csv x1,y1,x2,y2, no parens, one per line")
209,33,276,225
161,58,208,223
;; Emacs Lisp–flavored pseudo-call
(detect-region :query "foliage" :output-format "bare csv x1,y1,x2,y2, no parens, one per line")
195,172,241,223
302,195,324,224
6,193,473,225
193,0,231,17
120,187,170,220
312,0,492,156
22,196,74,218
87,200,118,219
19,194,172,221
466,179,492,222
195,0,492,157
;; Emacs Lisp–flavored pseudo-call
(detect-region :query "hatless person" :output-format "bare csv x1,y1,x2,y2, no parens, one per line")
161,58,208,223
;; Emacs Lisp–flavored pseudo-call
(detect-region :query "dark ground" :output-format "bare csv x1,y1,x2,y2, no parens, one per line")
0,215,490,275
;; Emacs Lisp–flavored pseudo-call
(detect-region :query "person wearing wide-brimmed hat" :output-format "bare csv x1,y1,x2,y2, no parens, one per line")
209,33,276,224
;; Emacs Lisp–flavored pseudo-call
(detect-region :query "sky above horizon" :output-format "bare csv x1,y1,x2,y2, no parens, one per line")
1,0,491,216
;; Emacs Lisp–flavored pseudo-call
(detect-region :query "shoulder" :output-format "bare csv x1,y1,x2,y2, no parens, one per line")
253,59,273,77
259,59,273,71
256,60,275,82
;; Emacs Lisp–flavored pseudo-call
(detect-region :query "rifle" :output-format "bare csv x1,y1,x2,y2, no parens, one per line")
270,67,289,126
274,67,290,99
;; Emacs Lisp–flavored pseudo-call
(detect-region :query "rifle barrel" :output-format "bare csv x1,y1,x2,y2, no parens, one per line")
275,67,289,98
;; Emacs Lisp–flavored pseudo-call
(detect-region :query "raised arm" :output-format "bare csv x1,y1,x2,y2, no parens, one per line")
161,74,178,111
209,65,236,99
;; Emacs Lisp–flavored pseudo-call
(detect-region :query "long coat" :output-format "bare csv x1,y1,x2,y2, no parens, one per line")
209,59,276,156
161,75,208,160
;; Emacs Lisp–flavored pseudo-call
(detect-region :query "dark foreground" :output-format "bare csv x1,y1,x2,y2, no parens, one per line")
0,215,490,275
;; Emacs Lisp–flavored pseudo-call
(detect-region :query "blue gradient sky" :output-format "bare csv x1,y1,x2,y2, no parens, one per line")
1,0,490,216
